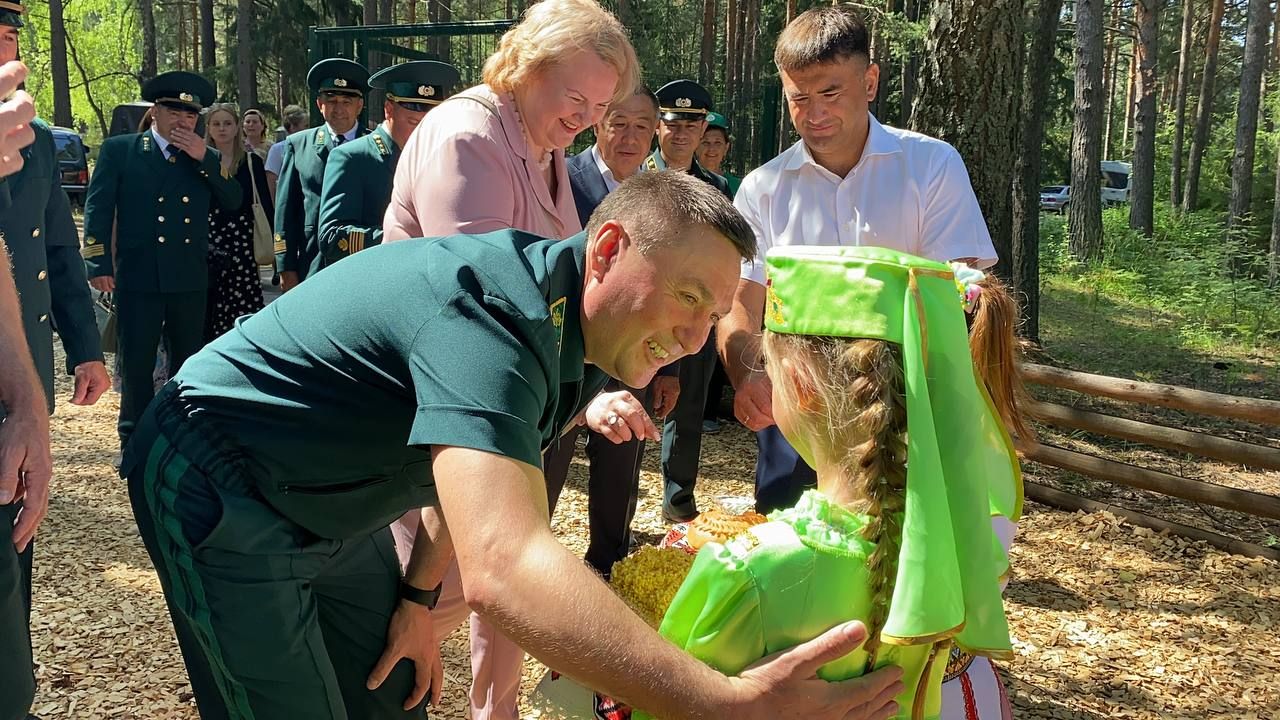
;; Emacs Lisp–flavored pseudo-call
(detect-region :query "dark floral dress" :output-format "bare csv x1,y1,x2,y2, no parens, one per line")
203,152,270,342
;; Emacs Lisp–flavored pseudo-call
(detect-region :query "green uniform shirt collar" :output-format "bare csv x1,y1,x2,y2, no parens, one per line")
538,234,589,383
646,149,716,184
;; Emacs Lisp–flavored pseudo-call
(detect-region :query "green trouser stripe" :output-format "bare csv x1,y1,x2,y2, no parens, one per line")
143,434,257,719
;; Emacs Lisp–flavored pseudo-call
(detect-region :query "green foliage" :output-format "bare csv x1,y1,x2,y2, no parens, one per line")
19,0,141,147
1040,207,1280,349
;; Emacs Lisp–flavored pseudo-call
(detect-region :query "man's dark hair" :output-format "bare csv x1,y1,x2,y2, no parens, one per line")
587,170,755,262
774,5,870,72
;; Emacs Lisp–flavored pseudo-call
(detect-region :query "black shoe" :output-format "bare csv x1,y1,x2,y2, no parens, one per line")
662,505,699,524
701,419,722,434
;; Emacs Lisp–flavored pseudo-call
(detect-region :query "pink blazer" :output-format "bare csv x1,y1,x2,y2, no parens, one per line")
382,84,581,242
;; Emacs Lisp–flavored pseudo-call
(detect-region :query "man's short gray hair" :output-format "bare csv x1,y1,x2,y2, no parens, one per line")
586,171,756,262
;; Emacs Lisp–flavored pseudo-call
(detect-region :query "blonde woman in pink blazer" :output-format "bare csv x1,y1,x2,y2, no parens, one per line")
380,1,640,718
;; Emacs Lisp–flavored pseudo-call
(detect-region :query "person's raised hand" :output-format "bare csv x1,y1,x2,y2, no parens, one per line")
0,61,36,177
170,127,207,162
732,369,774,432
584,390,660,444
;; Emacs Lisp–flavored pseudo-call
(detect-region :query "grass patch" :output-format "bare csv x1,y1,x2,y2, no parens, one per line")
1038,207,1280,397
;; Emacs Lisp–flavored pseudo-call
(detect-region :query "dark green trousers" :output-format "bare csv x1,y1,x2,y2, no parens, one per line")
124,385,428,720
115,289,207,448
0,502,34,720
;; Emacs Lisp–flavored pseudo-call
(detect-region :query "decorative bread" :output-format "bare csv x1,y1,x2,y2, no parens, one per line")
685,509,768,550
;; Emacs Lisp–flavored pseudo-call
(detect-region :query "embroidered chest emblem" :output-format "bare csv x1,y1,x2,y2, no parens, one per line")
549,297,567,352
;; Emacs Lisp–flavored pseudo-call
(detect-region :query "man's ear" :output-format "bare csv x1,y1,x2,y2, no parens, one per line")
587,220,628,281
864,62,881,102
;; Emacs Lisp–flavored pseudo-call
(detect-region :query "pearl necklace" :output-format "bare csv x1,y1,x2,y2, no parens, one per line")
508,92,553,171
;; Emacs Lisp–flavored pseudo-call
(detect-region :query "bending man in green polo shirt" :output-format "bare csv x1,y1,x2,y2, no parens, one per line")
122,171,904,720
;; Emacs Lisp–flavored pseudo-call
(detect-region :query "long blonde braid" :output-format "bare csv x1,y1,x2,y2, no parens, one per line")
763,334,909,670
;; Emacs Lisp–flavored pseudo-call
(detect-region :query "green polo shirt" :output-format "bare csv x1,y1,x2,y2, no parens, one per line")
173,230,608,539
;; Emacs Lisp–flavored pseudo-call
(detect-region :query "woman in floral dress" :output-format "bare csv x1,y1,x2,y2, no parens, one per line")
202,103,269,342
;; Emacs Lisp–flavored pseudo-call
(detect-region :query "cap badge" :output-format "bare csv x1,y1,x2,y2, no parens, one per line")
334,78,348,88
179,92,194,102
676,97,692,108
421,85,436,97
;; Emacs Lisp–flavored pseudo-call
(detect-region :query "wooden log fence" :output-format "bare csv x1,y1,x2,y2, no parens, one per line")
1018,363,1280,557
1022,363,1280,426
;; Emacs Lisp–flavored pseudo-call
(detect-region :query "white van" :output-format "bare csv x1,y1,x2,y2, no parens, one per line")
1101,160,1132,205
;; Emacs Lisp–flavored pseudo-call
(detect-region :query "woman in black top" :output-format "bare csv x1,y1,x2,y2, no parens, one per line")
202,103,270,342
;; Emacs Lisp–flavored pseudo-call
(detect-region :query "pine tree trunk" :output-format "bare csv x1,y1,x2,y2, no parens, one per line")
1270,146,1280,285
901,0,921,127
912,0,1023,278
199,0,215,76
1129,0,1158,236
1169,0,1195,210
140,0,157,84
699,0,717,87
1184,0,1225,213
48,0,73,127
1102,0,1119,159
1012,0,1064,343
236,0,256,109
1069,0,1105,263
1120,46,1136,155
1227,0,1272,229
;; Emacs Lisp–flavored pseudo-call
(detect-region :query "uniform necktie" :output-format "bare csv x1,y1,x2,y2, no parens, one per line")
334,134,346,146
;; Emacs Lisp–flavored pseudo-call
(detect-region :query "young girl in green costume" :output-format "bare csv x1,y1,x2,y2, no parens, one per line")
637,246,1028,720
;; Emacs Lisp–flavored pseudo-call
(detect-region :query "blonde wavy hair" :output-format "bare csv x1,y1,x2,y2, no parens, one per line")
483,0,640,104
204,102,246,171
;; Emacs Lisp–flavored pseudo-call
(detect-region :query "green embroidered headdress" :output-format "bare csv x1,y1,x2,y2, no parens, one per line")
764,245,1021,657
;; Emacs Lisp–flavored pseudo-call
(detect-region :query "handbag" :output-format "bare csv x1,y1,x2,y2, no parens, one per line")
247,155,274,265
94,291,117,355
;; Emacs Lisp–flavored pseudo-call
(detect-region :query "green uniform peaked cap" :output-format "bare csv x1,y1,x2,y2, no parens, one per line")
764,245,1021,657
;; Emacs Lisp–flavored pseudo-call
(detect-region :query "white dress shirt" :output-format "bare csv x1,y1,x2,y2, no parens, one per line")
737,115,997,285
590,144,620,192
151,127,174,157
265,140,287,176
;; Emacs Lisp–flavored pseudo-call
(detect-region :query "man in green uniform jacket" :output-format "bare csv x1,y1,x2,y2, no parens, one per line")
120,171,904,720
82,71,242,450
643,80,733,525
318,60,458,266
273,58,369,289
1,7,108,719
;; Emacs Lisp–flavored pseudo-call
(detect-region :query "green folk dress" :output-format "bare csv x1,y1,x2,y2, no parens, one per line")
641,490,1004,720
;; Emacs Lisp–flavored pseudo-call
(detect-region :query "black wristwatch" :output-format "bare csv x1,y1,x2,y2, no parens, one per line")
400,581,443,609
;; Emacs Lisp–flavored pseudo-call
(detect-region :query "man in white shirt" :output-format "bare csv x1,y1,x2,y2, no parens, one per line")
719,5,997,513
264,104,309,203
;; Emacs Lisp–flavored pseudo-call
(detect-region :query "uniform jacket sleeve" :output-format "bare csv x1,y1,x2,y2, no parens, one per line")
81,137,122,278
318,145,379,264
192,146,243,212
45,177,103,371
274,138,303,272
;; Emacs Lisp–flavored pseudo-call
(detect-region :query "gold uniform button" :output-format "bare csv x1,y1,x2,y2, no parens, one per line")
158,196,165,203
184,218,191,224
158,215,165,222
37,270,47,281
158,236,166,243
38,314,48,323
182,196,190,203
184,238,191,244
32,228,40,237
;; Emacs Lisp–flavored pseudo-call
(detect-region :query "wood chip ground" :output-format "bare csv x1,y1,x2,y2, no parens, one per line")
29,359,1280,718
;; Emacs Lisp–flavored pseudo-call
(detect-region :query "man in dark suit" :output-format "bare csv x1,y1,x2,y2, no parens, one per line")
543,86,680,578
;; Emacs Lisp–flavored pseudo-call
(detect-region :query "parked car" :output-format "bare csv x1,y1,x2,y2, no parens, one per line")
1101,160,1132,205
49,126,89,209
1040,185,1069,213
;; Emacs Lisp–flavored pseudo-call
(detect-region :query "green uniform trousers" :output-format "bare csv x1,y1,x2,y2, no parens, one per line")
115,290,206,447
124,384,428,720
0,502,34,720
